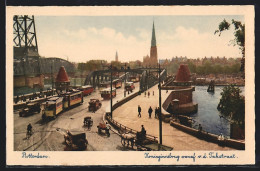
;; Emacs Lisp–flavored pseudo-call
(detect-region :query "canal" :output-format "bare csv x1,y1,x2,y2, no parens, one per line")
192,86,245,138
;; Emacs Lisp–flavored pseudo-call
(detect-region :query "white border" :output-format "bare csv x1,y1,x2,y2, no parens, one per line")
6,6,255,165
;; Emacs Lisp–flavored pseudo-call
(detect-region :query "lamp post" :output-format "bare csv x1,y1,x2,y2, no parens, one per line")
110,63,113,118
158,63,162,145
51,60,54,96
124,63,127,97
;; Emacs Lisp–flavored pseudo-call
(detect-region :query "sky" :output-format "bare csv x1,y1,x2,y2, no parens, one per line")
34,15,244,63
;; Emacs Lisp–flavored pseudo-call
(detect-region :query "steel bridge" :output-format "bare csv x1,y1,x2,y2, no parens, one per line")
84,67,167,92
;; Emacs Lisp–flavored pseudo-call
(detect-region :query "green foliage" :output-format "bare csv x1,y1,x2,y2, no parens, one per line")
187,61,196,73
214,19,230,35
217,85,245,125
167,63,180,75
77,60,107,72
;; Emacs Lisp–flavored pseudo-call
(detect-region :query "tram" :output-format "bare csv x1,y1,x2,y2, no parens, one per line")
42,90,83,119
112,79,122,89
100,88,116,100
62,90,83,109
98,82,110,90
42,96,64,119
79,85,94,96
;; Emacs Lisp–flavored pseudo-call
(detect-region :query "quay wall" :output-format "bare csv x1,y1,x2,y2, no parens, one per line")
170,120,245,150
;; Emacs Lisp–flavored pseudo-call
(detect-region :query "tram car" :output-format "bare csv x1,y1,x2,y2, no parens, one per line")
79,85,94,96
41,90,83,119
112,79,122,89
100,88,116,100
125,82,135,92
98,82,110,91
42,96,64,119
62,90,84,109
129,76,139,83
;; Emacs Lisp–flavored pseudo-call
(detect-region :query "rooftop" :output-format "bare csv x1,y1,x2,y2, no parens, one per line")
56,66,70,83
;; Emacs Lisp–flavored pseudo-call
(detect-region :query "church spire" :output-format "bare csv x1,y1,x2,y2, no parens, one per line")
115,51,118,62
151,21,157,47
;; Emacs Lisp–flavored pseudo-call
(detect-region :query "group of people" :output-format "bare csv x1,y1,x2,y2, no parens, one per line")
144,91,155,98
138,105,160,118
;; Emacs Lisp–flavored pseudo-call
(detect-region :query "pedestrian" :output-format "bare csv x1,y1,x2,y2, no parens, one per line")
144,91,146,97
138,105,142,117
155,107,158,118
141,125,146,137
105,122,110,137
153,91,154,96
148,106,153,118
148,91,150,98
26,123,32,139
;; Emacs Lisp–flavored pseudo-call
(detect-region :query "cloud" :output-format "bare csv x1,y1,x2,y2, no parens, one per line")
38,25,242,63
158,26,242,59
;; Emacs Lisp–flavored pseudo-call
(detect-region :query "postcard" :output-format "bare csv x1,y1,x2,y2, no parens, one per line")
6,6,255,166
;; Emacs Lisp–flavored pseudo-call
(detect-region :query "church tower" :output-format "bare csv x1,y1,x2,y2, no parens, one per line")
115,51,118,62
150,21,158,67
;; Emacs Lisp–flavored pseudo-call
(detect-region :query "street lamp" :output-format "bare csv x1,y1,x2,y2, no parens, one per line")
158,62,162,145
110,63,113,118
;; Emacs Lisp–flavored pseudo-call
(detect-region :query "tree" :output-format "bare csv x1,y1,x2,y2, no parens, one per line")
217,85,245,126
215,19,245,72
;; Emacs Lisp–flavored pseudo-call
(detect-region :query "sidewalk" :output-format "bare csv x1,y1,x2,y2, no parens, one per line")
113,84,234,150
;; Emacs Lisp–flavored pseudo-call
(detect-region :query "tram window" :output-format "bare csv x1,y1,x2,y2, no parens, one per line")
47,104,55,110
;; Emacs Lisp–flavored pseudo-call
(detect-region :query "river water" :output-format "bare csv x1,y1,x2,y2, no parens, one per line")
192,86,244,138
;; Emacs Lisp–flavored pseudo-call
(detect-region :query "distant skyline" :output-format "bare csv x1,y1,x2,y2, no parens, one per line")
35,15,244,63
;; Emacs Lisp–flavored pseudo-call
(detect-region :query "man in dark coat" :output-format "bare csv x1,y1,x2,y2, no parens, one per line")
27,123,32,135
148,106,153,118
138,105,142,117
155,107,158,118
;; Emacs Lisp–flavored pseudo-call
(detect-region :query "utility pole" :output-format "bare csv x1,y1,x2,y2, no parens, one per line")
51,62,54,95
124,63,126,97
110,63,113,118
158,63,162,145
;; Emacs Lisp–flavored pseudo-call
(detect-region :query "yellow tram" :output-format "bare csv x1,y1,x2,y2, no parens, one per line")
62,90,83,109
42,90,83,119
42,96,64,119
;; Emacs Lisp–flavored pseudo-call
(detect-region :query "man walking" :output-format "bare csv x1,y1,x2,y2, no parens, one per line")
155,107,158,118
148,106,153,118
138,105,142,117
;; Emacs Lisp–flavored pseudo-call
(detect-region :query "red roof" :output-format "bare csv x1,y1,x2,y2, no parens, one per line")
175,64,191,82
56,66,70,82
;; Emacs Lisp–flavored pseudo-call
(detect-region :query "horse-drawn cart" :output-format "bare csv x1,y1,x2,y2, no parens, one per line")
119,130,173,151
